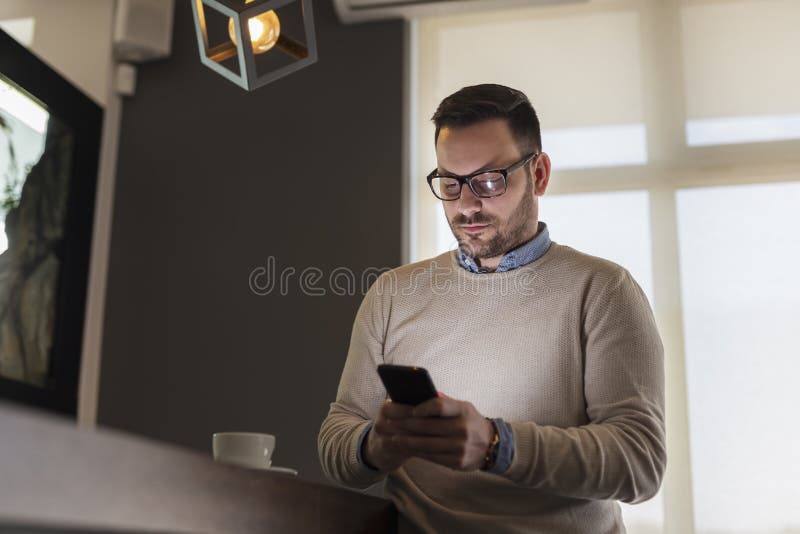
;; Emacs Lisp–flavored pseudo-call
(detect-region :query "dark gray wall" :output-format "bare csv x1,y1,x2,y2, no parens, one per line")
97,1,404,485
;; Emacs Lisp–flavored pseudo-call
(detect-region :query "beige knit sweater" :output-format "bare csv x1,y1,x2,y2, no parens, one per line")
318,243,666,533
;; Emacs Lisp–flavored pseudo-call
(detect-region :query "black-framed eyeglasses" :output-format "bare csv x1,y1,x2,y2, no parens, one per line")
426,152,539,201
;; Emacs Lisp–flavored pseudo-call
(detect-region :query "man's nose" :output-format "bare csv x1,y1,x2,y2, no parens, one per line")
458,184,482,217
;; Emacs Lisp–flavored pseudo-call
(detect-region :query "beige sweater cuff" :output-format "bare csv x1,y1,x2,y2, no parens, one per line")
503,422,536,483
347,420,387,487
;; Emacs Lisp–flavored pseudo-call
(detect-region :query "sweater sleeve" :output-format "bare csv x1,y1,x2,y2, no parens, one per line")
503,268,666,503
317,274,392,489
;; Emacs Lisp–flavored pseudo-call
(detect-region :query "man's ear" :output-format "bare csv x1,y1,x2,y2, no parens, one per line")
533,153,551,196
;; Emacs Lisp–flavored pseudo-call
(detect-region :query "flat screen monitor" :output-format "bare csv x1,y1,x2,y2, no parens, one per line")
0,28,102,416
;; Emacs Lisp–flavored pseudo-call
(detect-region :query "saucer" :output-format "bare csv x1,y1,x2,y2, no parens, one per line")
264,465,298,476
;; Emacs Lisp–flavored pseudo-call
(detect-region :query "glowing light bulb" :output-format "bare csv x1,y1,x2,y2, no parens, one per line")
228,9,280,54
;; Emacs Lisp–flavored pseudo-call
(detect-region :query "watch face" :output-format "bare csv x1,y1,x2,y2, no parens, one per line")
482,419,500,471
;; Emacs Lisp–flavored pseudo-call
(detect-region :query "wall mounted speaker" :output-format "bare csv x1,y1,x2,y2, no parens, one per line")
113,0,175,62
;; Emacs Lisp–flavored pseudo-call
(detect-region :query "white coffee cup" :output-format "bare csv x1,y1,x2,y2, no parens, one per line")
212,432,276,470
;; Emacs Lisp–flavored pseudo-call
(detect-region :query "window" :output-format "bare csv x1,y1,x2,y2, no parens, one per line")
677,183,800,533
681,0,800,146
411,0,800,532
543,124,647,170
538,190,654,303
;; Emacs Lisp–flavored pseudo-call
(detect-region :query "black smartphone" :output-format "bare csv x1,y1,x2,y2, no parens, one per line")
377,364,438,406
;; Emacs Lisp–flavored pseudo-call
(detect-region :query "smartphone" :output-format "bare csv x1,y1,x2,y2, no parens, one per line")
377,364,438,406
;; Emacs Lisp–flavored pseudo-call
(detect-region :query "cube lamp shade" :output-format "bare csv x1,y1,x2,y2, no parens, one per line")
191,0,317,90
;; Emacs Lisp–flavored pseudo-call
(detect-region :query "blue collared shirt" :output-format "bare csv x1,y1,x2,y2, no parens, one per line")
458,221,551,273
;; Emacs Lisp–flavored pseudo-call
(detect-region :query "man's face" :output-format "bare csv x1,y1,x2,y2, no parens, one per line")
436,119,548,268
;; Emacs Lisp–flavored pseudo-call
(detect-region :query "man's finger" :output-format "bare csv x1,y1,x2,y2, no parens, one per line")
392,434,461,454
393,416,465,437
374,417,410,437
382,400,415,419
412,396,463,418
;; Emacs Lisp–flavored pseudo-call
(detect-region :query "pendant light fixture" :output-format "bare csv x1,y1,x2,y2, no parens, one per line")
191,0,317,90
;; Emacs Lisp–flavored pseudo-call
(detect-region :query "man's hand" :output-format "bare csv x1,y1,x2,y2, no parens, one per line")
363,400,416,472
390,394,494,471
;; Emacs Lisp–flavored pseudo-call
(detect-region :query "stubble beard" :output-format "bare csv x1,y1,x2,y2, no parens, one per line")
450,175,537,260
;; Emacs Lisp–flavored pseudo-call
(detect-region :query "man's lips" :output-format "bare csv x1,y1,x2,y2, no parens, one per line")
460,224,489,234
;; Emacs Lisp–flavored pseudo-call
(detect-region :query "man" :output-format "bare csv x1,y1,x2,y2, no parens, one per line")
318,84,665,533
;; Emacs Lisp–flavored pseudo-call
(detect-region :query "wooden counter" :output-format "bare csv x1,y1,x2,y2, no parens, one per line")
0,402,396,533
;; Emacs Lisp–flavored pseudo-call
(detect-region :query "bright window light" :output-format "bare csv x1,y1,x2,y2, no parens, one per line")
434,204,456,257
677,182,800,533
538,190,654,305
622,491,664,534
544,124,648,170
0,77,48,134
681,0,800,149
0,17,35,47
1,75,49,227
687,113,800,146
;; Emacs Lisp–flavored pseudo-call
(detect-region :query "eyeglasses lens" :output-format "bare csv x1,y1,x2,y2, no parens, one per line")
430,172,506,200
471,172,505,197
431,177,461,200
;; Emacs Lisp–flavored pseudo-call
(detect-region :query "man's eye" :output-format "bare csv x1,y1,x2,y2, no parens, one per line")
474,173,503,190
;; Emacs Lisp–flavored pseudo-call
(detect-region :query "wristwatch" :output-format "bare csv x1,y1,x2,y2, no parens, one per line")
481,418,500,471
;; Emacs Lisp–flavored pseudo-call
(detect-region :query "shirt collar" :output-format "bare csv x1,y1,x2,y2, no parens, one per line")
457,221,551,273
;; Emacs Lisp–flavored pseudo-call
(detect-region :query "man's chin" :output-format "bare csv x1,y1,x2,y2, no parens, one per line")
457,237,490,258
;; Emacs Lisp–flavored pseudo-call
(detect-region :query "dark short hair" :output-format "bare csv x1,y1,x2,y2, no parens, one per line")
431,84,542,155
